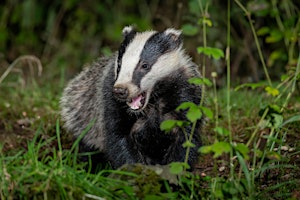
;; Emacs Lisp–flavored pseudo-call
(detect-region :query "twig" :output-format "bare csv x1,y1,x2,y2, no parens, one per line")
0,55,43,85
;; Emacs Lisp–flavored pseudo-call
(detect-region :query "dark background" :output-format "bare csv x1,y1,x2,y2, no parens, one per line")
0,0,299,85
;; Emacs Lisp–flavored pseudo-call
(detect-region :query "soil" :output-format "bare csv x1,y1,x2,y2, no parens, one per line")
0,115,299,198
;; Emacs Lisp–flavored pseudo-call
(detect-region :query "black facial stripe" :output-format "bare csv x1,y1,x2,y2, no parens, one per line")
131,61,147,87
131,32,182,87
116,30,137,78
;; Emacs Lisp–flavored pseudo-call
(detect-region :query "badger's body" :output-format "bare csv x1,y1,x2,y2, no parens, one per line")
61,26,203,169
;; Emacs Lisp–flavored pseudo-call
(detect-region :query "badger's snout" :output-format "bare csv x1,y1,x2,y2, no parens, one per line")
113,86,128,100
113,83,147,111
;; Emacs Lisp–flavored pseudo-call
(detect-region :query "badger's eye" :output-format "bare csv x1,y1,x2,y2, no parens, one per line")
141,63,150,70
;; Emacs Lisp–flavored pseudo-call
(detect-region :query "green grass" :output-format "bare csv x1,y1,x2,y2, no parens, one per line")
0,67,299,199
0,128,135,199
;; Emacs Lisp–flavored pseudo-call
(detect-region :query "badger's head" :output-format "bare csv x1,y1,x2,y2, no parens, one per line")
113,26,189,112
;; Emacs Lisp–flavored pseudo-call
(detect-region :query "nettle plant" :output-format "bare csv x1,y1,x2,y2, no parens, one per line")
159,0,229,175
161,0,299,198
160,51,252,177
160,45,227,175
160,76,214,173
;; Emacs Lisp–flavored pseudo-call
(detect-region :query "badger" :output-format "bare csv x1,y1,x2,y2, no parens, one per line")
60,26,203,169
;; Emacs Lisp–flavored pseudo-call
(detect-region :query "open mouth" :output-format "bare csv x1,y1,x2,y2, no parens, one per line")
127,92,146,110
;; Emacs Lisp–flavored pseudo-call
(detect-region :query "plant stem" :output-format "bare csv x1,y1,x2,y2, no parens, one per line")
280,52,300,112
184,122,197,171
0,55,43,84
212,76,219,128
56,119,63,168
246,107,269,147
227,0,234,180
271,0,288,46
288,18,300,62
234,0,272,87
198,0,209,107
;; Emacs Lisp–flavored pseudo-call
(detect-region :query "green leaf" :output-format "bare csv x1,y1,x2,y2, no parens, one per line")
268,50,284,67
269,50,283,61
169,162,189,174
257,26,270,36
176,102,196,111
203,18,213,27
272,113,283,128
266,151,281,160
200,106,213,119
234,143,249,160
214,127,230,136
183,140,195,148
181,24,198,36
234,82,265,91
254,149,263,158
235,151,251,192
186,106,202,123
265,86,279,97
160,120,185,132
281,115,300,127
176,102,202,123
199,145,212,154
170,162,183,174
268,104,281,114
266,30,283,43
188,77,212,87
280,74,289,82
211,142,231,158
160,120,176,131
199,142,231,158
259,104,283,128
197,47,224,60
202,78,213,86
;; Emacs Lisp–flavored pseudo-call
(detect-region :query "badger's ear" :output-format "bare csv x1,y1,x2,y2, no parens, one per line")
164,28,183,49
164,28,182,41
122,25,136,38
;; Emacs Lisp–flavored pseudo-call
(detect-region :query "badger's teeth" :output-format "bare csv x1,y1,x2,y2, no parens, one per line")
127,93,145,110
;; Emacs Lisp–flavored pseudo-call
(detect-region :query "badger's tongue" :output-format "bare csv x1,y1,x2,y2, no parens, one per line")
128,94,143,110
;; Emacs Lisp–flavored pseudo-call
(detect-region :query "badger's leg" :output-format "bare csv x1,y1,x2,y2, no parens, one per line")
130,114,176,165
164,122,201,169
77,141,109,172
131,109,201,168
105,132,145,169
161,108,202,168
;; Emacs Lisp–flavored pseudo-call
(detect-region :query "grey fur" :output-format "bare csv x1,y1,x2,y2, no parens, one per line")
60,27,203,169
60,57,113,151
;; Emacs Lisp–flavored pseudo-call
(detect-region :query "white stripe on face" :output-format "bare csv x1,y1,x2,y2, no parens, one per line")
114,31,156,87
140,49,186,91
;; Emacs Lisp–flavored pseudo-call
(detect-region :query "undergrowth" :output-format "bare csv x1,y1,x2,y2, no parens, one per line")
0,121,141,199
166,0,300,199
0,0,299,199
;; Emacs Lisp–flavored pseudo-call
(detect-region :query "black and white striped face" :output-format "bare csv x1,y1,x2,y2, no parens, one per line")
113,26,188,111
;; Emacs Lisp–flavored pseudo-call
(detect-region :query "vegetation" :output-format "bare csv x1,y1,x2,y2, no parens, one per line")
1,0,299,199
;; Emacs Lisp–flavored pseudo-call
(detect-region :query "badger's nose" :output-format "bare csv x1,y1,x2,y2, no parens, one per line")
113,86,128,100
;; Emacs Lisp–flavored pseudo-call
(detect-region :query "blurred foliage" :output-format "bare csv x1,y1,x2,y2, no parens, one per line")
0,0,156,77
182,0,300,84
0,0,299,84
